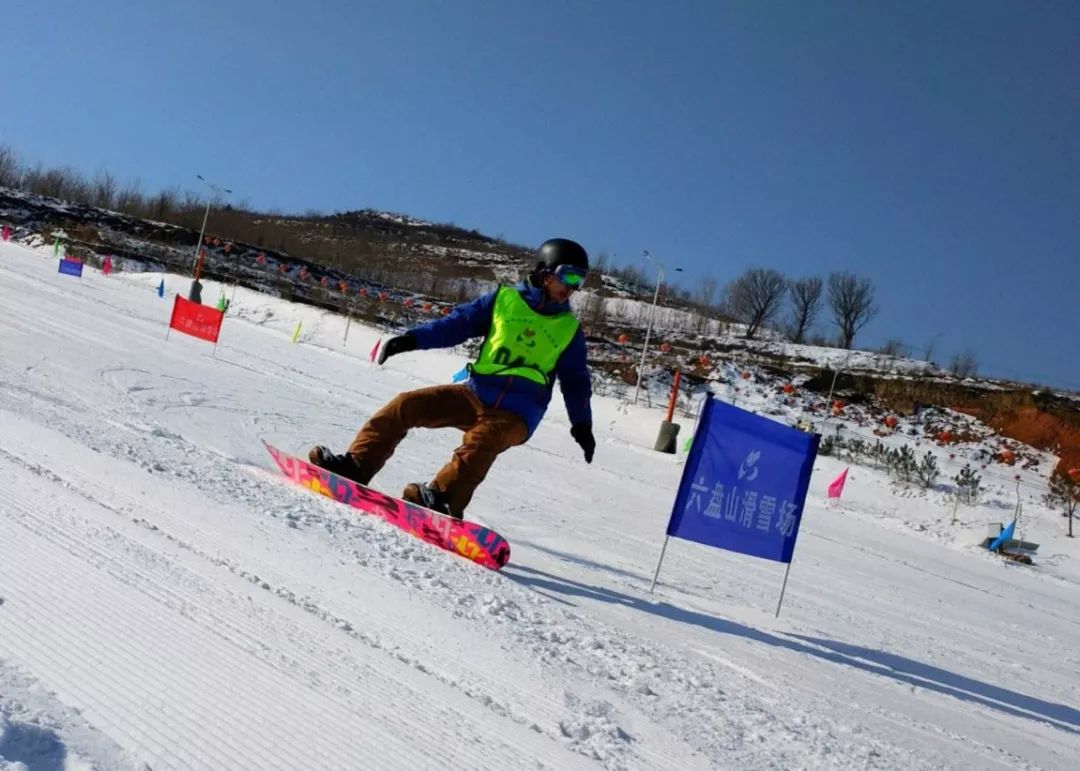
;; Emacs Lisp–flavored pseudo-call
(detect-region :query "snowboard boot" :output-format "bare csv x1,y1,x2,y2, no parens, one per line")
308,445,372,486
402,482,460,520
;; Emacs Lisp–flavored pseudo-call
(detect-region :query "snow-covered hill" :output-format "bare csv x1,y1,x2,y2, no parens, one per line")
0,185,956,378
1,240,1078,770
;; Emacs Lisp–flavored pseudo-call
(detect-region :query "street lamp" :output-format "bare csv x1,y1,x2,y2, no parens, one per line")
632,251,682,405
192,174,232,272
190,174,231,303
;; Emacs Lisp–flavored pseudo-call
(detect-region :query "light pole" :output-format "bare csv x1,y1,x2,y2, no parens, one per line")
632,251,681,405
190,174,231,303
192,174,231,273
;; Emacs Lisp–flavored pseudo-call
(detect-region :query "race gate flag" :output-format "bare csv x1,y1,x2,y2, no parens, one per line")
988,519,1016,552
652,395,819,614
167,294,225,344
827,467,849,499
58,257,84,277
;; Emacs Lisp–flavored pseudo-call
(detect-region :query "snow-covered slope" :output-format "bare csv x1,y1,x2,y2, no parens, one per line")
1,242,1077,770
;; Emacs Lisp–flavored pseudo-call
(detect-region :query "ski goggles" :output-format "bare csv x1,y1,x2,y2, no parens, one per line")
552,264,587,289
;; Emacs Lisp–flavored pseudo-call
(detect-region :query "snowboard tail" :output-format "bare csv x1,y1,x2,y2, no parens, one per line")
264,442,510,570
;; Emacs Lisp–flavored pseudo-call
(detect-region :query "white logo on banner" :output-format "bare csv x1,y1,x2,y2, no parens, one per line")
684,447,799,537
738,449,761,481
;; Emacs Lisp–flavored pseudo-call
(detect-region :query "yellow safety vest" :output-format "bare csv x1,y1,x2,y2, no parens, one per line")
471,286,579,386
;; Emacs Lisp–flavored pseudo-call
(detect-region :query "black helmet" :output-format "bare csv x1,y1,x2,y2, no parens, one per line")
537,238,589,273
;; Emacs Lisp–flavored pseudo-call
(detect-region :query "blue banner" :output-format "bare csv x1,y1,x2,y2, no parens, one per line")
666,395,819,563
58,258,83,277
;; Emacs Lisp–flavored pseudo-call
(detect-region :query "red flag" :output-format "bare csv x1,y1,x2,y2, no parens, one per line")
369,338,381,362
827,467,849,499
169,295,224,343
102,255,112,275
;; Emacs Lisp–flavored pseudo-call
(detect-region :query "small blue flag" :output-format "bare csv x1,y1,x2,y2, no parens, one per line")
988,519,1016,551
451,366,469,383
666,395,819,563
58,257,84,277
157,278,165,298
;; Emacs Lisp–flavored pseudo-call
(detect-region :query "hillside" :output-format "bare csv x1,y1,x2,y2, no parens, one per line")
2,184,1078,483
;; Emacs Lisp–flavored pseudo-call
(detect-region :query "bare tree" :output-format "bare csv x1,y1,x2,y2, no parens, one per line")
31,166,80,199
19,163,44,194
725,267,788,339
115,179,145,215
592,251,612,276
696,274,718,309
69,175,92,203
1044,472,1079,537
578,291,609,330
0,144,20,187
878,338,908,357
827,271,877,349
91,169,118,209
693,308,711,334
949,349,979,379
611,263,647,294
150,187,180,222
787,276,823,343
921,333,941,365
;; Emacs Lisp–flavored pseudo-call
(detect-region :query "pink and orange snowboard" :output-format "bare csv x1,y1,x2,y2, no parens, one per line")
264,442,510,570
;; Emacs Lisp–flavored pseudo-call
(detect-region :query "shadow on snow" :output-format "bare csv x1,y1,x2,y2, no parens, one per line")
503,563,1080,736
0,720,67,771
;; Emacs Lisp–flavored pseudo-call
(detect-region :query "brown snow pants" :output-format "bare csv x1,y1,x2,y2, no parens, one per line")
347,384,528,517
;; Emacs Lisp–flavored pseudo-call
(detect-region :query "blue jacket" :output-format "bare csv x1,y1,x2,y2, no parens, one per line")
408,282,592,438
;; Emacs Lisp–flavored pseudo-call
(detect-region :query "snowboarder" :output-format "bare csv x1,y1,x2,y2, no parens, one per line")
310,238,596,519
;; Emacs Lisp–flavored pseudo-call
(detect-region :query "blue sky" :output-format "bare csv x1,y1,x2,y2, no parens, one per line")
4,1,1078,388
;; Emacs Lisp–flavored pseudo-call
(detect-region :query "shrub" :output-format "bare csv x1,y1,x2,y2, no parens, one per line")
1043,472,1079,537
845,438,867,462
916,452,939,489
954,464,983,505
886,445,918,484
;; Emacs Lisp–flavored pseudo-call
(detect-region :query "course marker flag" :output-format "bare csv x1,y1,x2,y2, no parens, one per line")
827,467,849,499
652,395,819,616
167,294,224,345
58,257,83,277
988,519,1016,552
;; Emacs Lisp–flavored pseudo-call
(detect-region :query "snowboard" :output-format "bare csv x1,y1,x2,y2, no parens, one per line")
264,442,510,570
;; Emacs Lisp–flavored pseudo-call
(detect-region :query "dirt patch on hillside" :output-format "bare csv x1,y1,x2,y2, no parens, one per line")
977,406,1080,476
804,371,1080,477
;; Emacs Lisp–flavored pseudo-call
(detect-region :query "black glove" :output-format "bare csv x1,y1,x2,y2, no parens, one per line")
377,333,417,365
570,423,595,464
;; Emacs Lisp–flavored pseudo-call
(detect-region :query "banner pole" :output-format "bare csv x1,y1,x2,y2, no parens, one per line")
775,561,794,618
165,294,175,340
648,535,671,593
